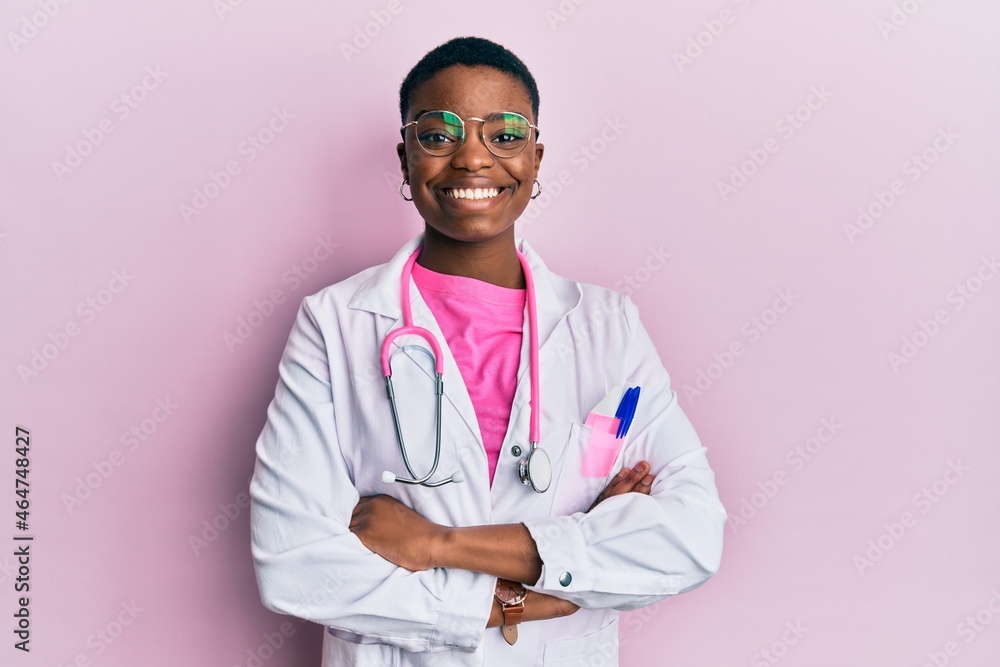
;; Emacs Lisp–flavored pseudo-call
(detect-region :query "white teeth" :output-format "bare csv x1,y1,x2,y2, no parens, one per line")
443,187,501,200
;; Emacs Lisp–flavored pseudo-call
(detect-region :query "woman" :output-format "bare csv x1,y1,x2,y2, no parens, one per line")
249,36,726,666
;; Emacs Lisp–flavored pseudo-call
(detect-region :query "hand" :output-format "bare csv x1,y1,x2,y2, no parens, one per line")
587,460,655,512
487,588,580,627
349,495,446,571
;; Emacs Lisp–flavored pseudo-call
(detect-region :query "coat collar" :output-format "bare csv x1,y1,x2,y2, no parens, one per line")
347,230,581,326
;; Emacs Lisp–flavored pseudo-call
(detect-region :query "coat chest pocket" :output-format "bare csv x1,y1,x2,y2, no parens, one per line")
323,627,399,667
542,616,620,665
550,423,616,516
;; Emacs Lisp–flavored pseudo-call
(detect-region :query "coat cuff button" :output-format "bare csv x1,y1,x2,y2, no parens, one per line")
558,571,572,587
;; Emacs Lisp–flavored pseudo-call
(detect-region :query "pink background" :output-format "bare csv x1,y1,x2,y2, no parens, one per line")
3,1,999,665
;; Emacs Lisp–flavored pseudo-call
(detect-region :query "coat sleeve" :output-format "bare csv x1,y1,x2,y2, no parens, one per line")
521,295,727,611
249,297,495,652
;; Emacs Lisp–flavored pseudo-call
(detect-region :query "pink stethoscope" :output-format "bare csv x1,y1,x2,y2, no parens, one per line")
379,246,552,492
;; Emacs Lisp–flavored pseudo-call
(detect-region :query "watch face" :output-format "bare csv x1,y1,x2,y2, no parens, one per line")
496,581,526,605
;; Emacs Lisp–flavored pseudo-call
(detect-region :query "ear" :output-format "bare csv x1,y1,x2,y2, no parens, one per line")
531,142,544,181
397,142,408,182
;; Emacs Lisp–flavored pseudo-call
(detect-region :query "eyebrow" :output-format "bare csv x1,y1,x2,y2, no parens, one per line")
485,111,522,121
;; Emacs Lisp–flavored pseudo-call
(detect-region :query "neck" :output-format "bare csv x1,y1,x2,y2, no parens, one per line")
416,225,525,289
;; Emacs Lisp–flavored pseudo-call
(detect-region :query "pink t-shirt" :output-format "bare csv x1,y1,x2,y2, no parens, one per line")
411,261,525,487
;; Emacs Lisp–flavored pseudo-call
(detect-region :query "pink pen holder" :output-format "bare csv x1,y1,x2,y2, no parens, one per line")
580,414,624,477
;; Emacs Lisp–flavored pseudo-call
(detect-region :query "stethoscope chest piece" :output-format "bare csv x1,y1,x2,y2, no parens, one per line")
518,445,551,493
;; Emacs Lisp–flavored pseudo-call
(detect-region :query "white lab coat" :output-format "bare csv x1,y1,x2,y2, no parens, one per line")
249,230,726,666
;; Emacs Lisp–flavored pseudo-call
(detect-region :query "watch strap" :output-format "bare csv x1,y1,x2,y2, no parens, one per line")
501,602,524,627
495,579,526,646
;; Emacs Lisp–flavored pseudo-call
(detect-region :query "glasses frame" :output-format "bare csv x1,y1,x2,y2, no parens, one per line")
399,109,539,159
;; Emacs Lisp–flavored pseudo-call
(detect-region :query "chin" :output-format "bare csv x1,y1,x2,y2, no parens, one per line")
425,218,517,244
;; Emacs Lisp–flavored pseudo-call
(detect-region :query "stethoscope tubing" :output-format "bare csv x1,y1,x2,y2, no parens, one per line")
383,363,449,486
379,244,543,488
522,242,540,447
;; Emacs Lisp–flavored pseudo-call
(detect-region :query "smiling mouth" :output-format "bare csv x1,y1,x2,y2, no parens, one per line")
441,187,505,200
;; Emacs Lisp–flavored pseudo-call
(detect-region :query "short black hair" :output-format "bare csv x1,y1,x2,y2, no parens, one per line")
399,36,540,126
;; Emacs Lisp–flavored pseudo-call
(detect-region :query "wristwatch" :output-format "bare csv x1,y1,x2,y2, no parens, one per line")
494,578,527,645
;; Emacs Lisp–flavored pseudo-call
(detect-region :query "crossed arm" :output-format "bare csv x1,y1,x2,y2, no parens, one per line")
349,460,657,627
255,298,724,647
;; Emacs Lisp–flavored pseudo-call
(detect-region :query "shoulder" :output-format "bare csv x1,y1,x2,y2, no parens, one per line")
298,262,384,316
558,272,640,339
277,262,388,345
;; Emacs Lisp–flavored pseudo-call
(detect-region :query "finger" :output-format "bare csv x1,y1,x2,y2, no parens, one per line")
600,469,630,497
604,482,631,498
591,466,641,511
608,467,629,485
600,468,628,491
626,461,650,485
636,475,654,494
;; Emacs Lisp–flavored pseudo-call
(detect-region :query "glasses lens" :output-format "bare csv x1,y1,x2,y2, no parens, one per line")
484,113,531,157
414,111,463,155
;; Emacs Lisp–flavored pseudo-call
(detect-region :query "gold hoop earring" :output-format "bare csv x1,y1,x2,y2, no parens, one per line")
399,178,413,201
530,178,542,200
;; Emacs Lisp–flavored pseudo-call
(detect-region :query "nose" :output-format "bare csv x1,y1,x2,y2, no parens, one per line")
449,120,495,170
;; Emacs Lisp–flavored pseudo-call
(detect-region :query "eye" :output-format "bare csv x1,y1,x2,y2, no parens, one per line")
414,111,464,152
419,130,456,145
486,114,530,147
493,131,525,145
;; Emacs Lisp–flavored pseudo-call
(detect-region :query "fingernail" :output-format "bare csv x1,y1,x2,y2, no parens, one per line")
619,468,630,476
636,462,648,472
642,475,653,485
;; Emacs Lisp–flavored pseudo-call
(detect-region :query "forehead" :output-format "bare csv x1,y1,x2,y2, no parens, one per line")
408,65,533,121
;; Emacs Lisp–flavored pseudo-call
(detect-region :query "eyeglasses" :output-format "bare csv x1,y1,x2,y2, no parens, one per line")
400,110,539,158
